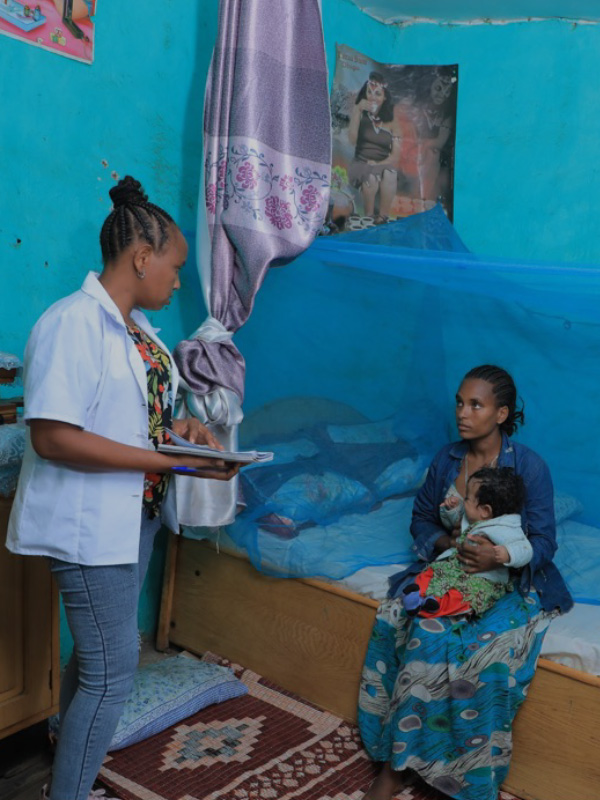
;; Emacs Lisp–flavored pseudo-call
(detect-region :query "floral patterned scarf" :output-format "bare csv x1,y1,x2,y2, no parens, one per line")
127,324,172,518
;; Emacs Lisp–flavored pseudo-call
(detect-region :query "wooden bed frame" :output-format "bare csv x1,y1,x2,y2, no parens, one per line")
157,533,600,800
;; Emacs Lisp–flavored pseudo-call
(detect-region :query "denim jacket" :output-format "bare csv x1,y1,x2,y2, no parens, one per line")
389,433,573,613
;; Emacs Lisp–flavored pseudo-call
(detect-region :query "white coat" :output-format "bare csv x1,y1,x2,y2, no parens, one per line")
6,272,179,565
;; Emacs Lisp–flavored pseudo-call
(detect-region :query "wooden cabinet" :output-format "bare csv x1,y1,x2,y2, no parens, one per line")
0,496,59,740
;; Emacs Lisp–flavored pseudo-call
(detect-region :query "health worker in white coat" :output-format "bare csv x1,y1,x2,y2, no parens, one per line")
6,176,240,800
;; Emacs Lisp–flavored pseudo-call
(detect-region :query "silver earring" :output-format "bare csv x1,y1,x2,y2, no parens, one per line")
137,270,146,280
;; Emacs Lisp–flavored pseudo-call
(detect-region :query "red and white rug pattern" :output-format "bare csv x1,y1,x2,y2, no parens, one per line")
99,654,523,800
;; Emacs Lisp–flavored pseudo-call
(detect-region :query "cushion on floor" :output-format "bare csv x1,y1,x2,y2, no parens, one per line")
50,652,248,752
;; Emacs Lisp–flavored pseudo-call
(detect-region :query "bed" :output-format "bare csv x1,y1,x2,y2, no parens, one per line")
160,208,600,800
158,540,600,800
158,395,600,800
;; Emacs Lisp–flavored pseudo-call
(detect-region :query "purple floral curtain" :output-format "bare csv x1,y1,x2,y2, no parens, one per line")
173,0,331,527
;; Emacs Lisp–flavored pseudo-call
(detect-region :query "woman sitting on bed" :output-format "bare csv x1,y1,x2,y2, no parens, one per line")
358,364,573,800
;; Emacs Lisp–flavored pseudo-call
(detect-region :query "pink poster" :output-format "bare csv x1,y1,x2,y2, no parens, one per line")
0,0,95,64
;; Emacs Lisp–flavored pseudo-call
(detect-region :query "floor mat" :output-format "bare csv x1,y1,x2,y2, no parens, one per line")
99,652,523,800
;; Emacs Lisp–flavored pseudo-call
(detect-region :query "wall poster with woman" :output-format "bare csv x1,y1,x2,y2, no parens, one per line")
327,44,458,233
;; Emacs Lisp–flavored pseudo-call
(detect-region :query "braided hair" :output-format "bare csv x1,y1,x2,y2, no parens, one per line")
463,364,525,437
100,176,174,265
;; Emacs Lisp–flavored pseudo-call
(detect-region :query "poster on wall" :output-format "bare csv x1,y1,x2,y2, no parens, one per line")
0,0,95,64
327,44,458,233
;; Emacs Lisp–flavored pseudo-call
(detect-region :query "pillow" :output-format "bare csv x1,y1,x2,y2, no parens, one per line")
0,465,20,498
554,492,583,524
326,418,398,444
109,653,247,751
243,437,319,472
49,652,247,752
554,519,599,603
373,455,429,500
266,470,373,525
0,422,26,467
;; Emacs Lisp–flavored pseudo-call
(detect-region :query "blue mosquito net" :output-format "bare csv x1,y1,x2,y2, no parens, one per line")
183,205,600,606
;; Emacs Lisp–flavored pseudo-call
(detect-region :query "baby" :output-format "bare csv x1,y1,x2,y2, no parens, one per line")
402,467,533,617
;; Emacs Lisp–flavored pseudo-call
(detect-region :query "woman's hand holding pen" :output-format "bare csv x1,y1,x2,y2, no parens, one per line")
29,419,241,481
167,417,240,479
169,458,241,481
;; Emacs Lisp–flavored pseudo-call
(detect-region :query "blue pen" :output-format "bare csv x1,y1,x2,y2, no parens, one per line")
171,466,198,474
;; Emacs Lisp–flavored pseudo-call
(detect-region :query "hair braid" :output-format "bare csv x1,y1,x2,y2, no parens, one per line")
463,364,525,437
99,176,174,265
117,205,129,254
128,204,156,246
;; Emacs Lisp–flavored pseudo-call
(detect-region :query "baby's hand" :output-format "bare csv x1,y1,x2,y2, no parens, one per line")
493,544,510,565
440,496,461,510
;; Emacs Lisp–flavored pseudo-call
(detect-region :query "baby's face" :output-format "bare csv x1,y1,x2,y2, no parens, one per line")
463,479,487,523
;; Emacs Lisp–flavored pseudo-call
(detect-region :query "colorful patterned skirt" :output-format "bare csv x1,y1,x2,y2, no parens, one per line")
358,589,553,800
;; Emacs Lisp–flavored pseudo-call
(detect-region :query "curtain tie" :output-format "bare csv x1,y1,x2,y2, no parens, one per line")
190,316,234,344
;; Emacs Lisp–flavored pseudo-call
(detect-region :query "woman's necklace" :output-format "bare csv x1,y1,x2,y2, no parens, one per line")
368,112,383,134
424,108,444,131
464,449,500,484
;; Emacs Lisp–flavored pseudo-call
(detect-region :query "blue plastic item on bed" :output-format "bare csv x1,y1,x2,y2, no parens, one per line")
184,205,600,604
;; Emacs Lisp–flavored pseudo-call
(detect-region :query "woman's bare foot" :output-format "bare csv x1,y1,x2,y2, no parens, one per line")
363,761,407,800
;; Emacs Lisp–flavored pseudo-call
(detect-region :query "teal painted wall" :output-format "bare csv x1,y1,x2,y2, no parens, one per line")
0,1,218,358
2,1,600,659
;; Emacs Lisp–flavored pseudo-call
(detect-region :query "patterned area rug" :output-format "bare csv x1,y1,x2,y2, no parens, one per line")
99,653,523,800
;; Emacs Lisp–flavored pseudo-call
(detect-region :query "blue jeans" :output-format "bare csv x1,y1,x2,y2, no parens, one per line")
48,510,162,800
